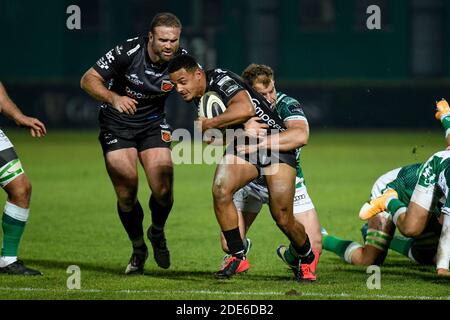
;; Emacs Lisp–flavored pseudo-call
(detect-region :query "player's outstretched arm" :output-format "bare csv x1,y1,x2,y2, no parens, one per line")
0,82,46,137
80,68,137,115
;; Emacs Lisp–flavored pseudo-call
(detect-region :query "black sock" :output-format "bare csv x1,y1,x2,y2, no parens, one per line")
291,236,315,264
149,195,173,230
117,201,144,245
222,228,245,258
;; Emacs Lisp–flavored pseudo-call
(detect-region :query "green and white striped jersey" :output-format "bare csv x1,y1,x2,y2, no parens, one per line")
386,151,450,217
416,150,450,216
386,163,422,205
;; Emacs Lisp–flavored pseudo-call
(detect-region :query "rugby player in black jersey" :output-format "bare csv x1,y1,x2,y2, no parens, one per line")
168,55,316,281
80,13,185,275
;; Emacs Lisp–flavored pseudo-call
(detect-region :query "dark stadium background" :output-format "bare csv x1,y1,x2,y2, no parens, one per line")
0,0,448,131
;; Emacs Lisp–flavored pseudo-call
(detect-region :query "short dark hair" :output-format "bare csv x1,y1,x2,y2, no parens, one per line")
150,12,182,32
241,64,274,87
168,54,200,74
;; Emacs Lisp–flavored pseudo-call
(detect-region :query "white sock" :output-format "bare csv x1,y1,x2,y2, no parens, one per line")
0,256,17,267
344,242,363,264
392,207,407,226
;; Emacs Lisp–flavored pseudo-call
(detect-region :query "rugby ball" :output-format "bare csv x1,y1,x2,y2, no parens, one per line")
198,91,226,118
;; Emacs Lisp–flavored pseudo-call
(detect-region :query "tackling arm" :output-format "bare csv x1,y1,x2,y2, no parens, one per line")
257,119,309,152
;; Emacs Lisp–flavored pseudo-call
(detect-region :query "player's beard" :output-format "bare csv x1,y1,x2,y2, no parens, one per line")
151,42,178,63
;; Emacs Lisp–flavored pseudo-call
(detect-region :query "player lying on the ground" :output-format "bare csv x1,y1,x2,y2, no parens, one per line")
218,64,321,279
323,163,442,267
168,55,317,281
359,99,450,276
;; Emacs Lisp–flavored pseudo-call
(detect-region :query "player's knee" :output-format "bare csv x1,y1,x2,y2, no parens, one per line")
152,185,173,205
212,183,233,205
273,210,291,230
116,189,138,210
401,226,422,238
351,249,381,266
9,179,32,204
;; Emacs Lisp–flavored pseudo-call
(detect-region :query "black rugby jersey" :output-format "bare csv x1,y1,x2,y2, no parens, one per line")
93,36,186,127
197,69,287,133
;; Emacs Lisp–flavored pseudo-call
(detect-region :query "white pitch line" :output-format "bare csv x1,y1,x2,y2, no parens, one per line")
0,287,449,300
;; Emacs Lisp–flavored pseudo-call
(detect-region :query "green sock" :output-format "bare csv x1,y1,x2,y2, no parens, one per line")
389,235,413,257
387,198,406,216
322,235,354,259
2,213,26,257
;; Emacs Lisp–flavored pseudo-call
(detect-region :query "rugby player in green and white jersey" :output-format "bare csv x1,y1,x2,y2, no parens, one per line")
323,163,442,267
220,64,321,280
0,82,46,275
358,99,450,275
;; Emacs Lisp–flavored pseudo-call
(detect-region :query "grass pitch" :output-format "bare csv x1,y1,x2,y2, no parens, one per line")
0,129,449,300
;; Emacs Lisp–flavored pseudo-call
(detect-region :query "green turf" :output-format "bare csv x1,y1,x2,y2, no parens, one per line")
0,129,449,300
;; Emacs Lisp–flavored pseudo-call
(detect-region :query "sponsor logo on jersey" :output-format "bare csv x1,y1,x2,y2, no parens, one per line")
125,74,144,86
96,57,110,70
218,77,241,97
252,97,284,131
115,45,123,55
161,130,172,142
294,194,306,202
225,84,239,95
127,44,140,56
217,75,232,87
288,103,304,115
105,49,115,63
125,86,150,99
161,80,174,92
255,106,284,131
159,122,170,129
145,70,163,77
